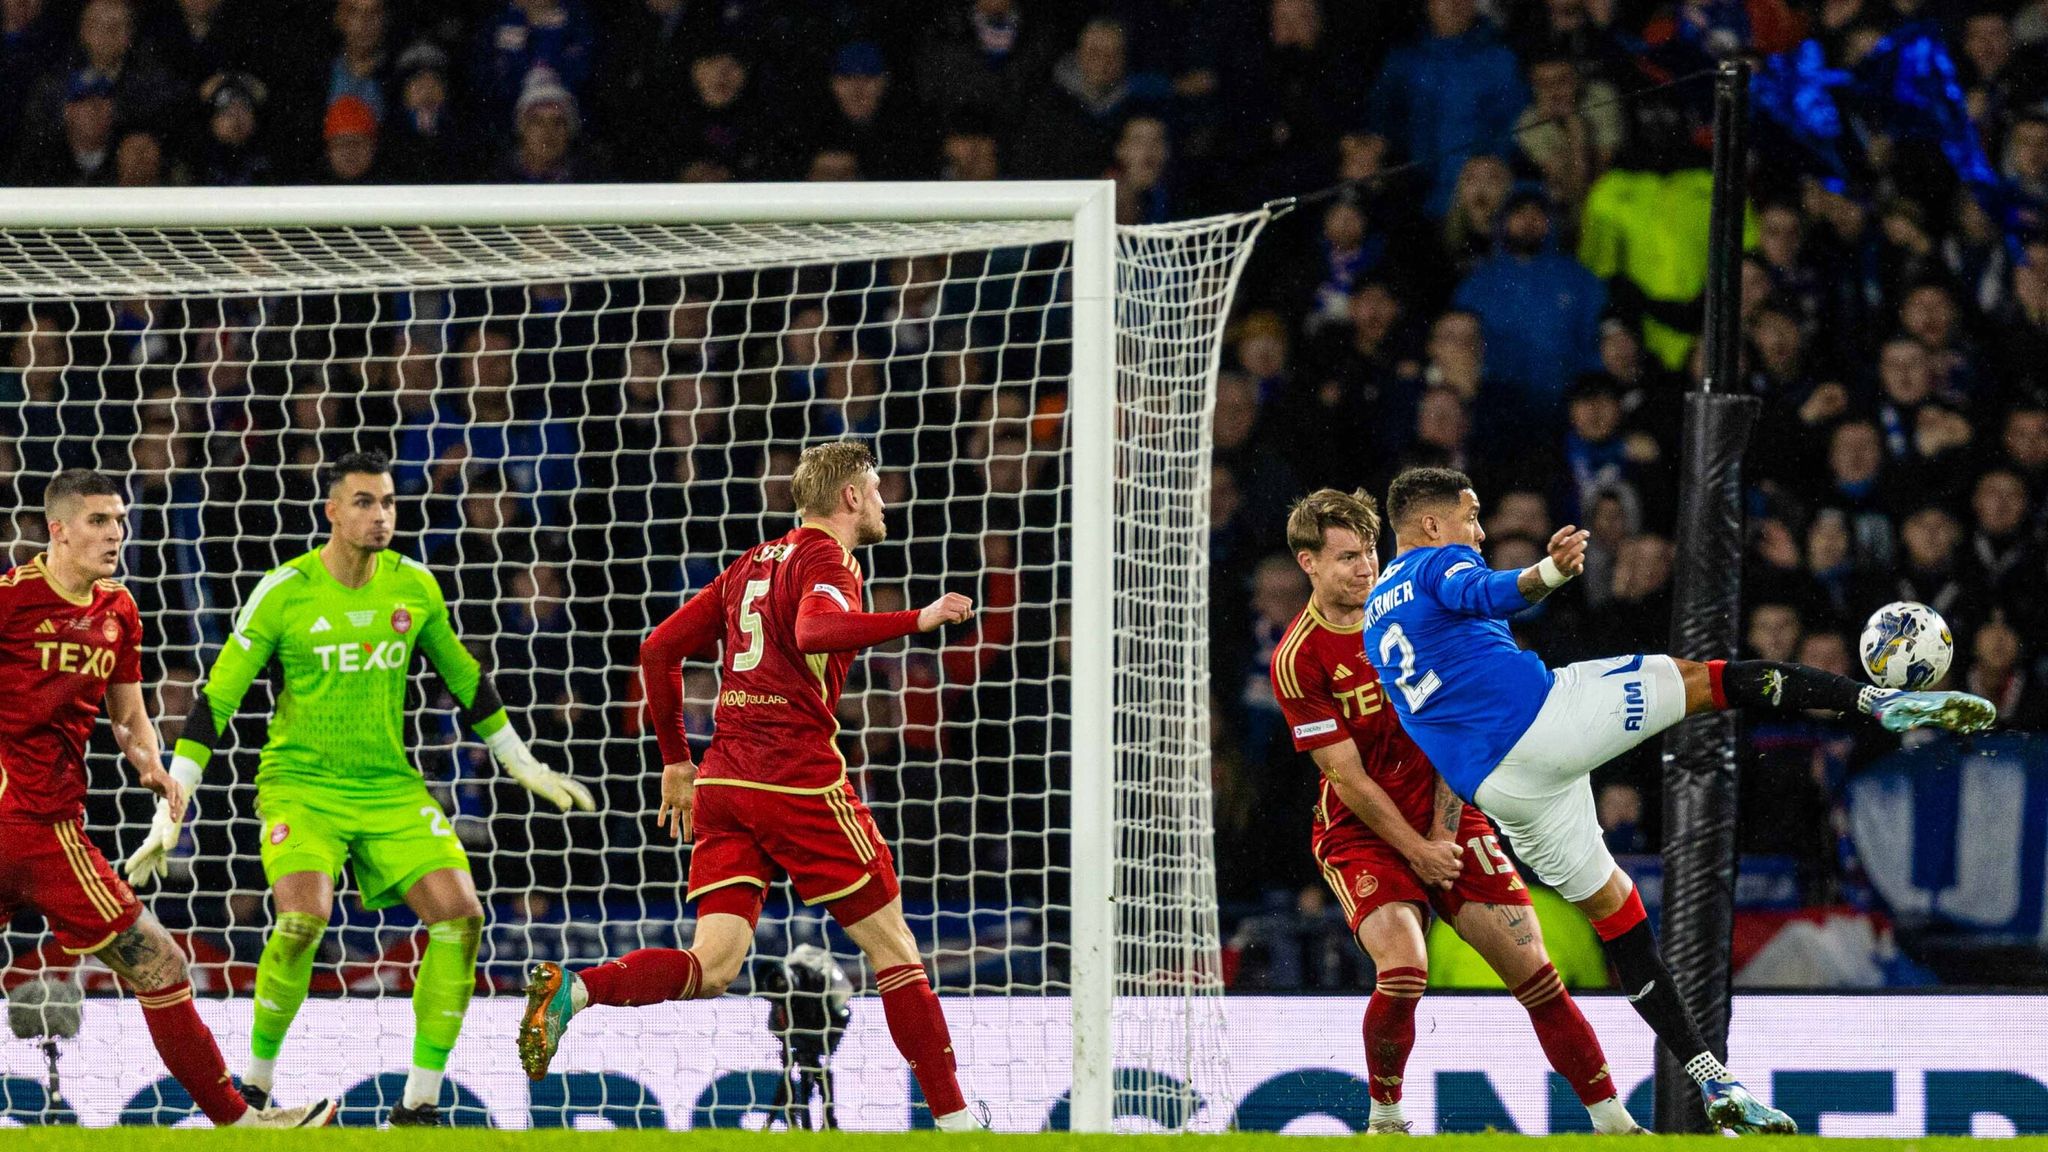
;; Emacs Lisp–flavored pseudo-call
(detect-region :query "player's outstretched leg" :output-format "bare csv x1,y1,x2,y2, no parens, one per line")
1693,659,1995,733
1583,876,1795,1135
1450,901,1642,1134
838,896,975,1131
519,914,753,1080
95,917,337,1128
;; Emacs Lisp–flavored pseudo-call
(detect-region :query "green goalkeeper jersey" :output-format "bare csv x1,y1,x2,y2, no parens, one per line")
179,548,498,792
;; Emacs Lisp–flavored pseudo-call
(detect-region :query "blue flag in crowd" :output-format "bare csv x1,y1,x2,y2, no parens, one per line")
1751,40,1851,189
1750,23,2042,241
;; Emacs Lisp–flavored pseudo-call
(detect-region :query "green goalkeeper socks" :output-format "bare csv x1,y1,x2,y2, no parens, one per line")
411,916,483,1076
250,912,328,1071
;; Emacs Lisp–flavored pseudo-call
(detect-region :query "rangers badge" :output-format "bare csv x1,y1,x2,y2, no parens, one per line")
100,617,119,642
1355,872,1378,899
391,607,413,634
269,822,290,846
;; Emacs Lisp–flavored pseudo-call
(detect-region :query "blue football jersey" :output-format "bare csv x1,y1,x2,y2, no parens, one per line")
1360,543,1554,801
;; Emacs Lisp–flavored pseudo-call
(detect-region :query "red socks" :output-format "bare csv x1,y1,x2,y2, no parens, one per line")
137,983,248,1126
1365,966,1426,1104
1590,888,1649,942
577,948,704,1007
1512,963,1616,1105
876,963,966,1119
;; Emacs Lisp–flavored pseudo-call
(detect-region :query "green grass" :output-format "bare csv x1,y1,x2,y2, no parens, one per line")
8,1135,2048,1150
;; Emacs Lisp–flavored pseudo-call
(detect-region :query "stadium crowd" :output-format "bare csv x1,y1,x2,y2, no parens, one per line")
1,0,2046,989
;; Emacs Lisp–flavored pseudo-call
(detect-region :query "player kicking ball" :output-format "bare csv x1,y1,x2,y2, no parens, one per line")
1273,489,1637,1135
1362,467,1997,1134
124,450,593,1126
0,471,333,1128
518,440,981,1129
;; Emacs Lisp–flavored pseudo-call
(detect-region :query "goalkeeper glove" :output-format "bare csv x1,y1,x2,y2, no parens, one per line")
487,725,595,812
124,755,203,888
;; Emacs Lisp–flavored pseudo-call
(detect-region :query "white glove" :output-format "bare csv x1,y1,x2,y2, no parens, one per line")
124,756,202,888
488,726,595,813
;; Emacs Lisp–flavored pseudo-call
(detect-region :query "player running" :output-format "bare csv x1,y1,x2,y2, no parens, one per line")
1362,467,1997,1134
123,450,593,1126
1273,489,1637,1135
1,470,334,1128
517,440,981,1129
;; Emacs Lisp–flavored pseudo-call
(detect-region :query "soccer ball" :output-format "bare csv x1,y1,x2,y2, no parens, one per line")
1859,601,1953,690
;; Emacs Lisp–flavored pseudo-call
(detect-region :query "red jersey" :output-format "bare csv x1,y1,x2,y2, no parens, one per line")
642,524,922,792
1269,599,1438,851
0,555,143,822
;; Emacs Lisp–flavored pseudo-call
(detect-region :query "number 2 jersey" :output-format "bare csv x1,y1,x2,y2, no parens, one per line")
1360,543,1553,801
641,523,922,792
0,555,143,822
1269,598,1437,849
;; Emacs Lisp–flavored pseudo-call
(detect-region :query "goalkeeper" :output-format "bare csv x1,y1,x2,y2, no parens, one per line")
124,450,594,1126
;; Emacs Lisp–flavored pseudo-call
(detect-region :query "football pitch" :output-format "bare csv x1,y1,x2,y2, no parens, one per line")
7,1134,2048,1150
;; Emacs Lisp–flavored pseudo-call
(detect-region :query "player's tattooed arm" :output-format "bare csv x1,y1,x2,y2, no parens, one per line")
1311,743,1462,888
93,919,188,994
1515,565,1558,603
1430,775,1462,840
1516,525,1590,603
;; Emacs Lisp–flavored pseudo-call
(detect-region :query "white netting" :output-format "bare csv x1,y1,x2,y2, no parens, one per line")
1110,212,1270,1130
0,200,1263,1131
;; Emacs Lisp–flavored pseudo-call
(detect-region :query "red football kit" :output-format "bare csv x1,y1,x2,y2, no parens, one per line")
641,523,925,926
596,522,971,1122
0,555,145,953
1270,598,1528,934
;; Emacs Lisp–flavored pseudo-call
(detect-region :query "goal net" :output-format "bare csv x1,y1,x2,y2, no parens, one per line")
0,185,1267,1132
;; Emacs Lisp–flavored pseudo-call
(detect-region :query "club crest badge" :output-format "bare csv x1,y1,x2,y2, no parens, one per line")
391,607,413,634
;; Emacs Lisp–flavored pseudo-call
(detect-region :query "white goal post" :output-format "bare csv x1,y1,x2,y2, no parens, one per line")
0,182,1268,1132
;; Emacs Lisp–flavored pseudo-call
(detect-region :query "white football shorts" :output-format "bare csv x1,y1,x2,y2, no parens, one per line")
1473,653,1688,902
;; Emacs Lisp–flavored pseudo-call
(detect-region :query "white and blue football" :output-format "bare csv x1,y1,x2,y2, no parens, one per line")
1859,601,1953,690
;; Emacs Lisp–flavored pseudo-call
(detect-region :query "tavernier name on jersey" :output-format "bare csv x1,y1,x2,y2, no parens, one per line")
1361,543,1553,803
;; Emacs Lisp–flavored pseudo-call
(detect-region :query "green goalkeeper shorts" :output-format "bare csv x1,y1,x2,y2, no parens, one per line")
256,779,470,910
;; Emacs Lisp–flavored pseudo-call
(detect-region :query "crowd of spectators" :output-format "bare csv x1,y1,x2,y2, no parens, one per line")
1204,0,2048,948
3,0,2048,987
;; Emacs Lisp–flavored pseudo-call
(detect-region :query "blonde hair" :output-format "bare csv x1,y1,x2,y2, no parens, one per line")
1285,487,1380,555
790,439,876,518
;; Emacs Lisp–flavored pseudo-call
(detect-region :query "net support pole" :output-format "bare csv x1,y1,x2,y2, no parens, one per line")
1067,181,1119,1134
1656,59,1759,1134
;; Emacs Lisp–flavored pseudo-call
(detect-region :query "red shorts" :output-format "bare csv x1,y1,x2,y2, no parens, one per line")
1313,806,1530,935
0,818,142,954
687,777,900,928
